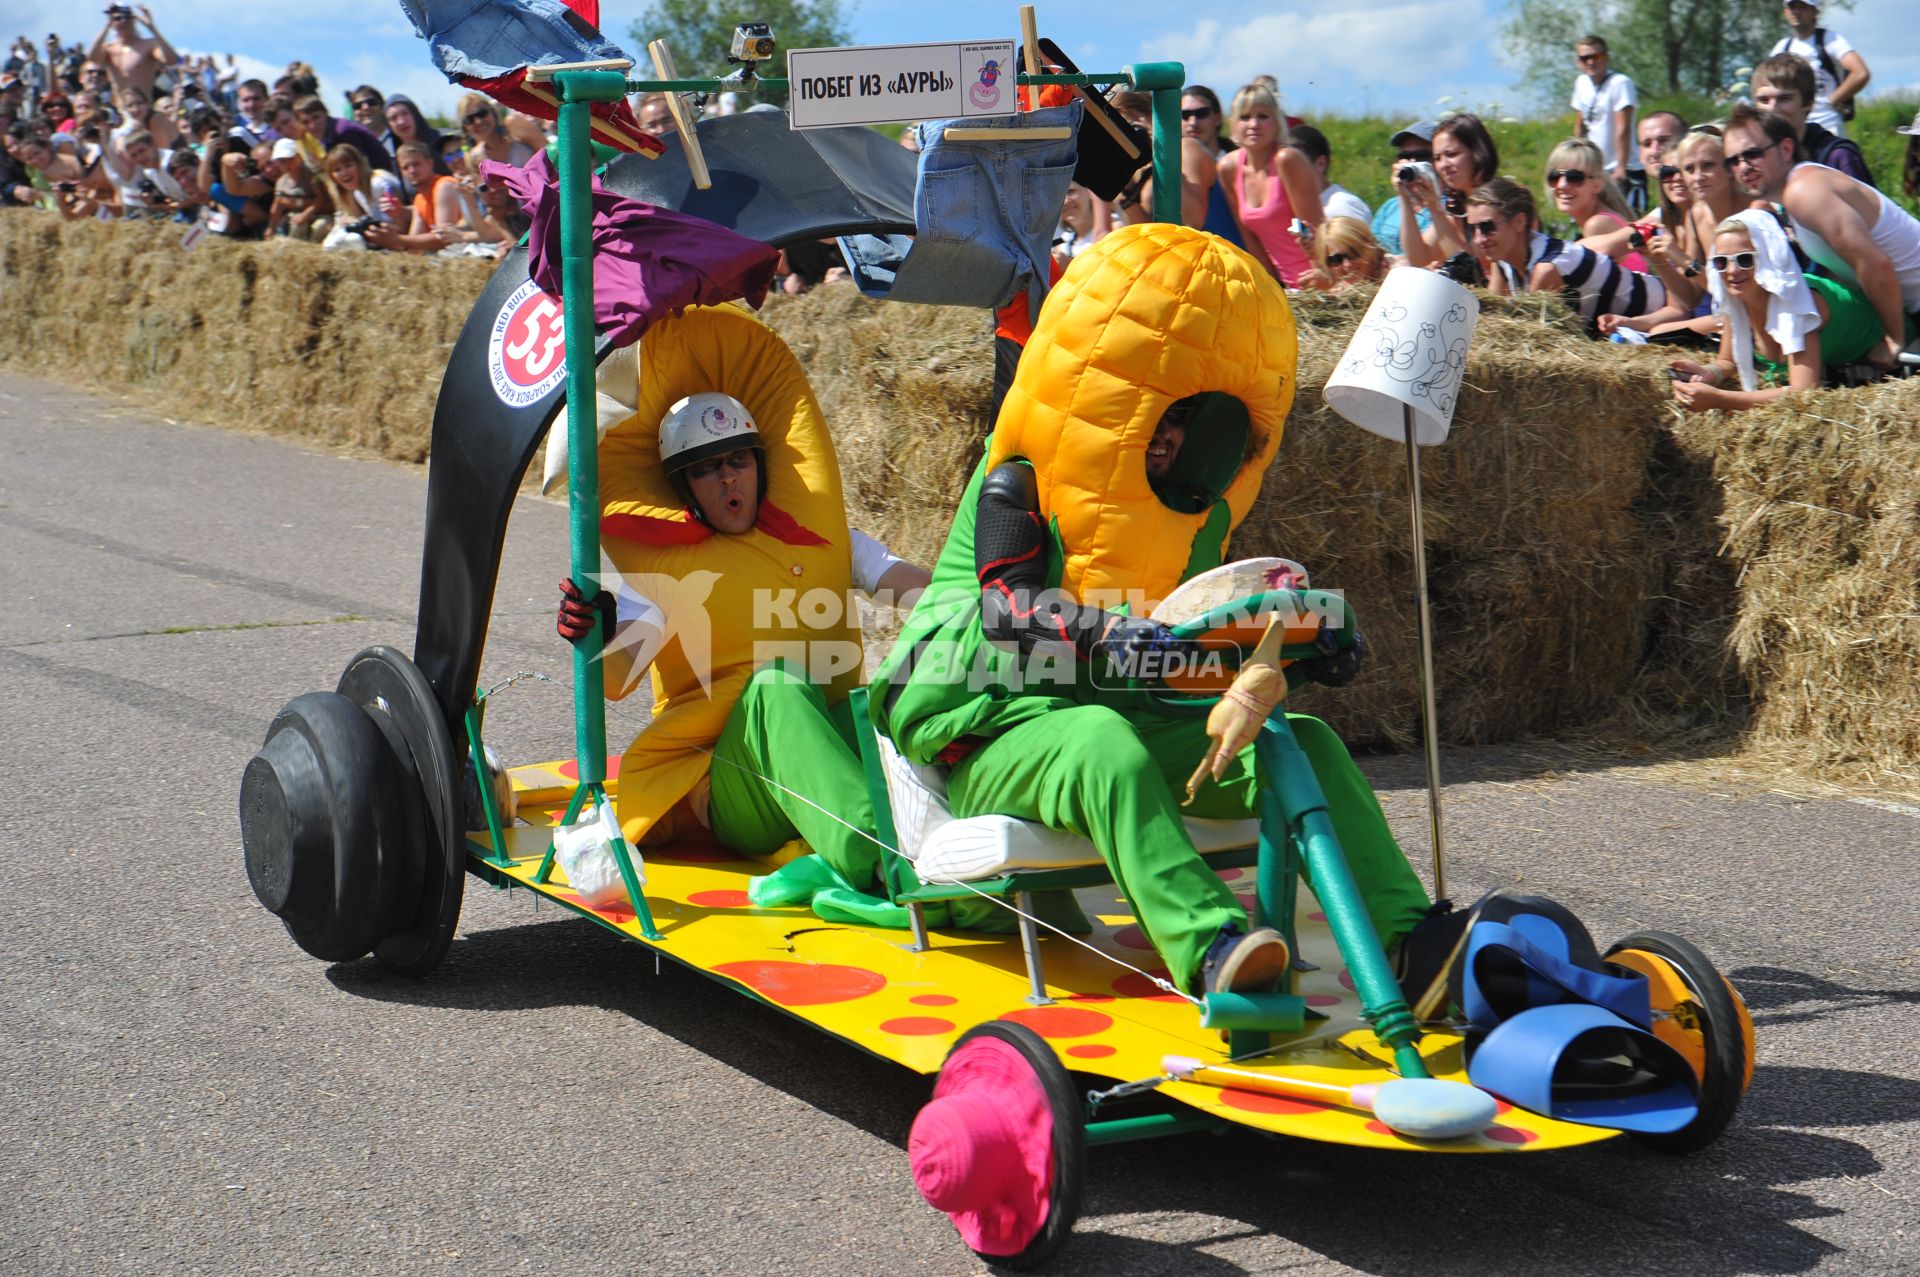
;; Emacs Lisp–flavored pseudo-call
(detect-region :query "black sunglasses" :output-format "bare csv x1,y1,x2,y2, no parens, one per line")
1576,52,1603,63
463,108,492,124
1726,142,1775,167
352,98,381,109
1709,251,1757,272
1546,168,1589,185
1658,164,1679,180
1466,218,1501,238
1180,107,1215,120
687,448,756,481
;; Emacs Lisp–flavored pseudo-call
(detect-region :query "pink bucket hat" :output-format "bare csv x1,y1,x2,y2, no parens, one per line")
908,1034,1055,1256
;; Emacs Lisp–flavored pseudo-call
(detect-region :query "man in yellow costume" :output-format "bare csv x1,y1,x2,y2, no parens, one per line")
555,305,923,909
874,224,1466,1002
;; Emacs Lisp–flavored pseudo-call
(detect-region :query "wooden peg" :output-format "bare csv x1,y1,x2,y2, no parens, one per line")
524,58,633,82
648,39,711,190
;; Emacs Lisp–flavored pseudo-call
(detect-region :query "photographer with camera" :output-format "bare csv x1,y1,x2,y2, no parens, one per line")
199,135,273,238
317,142,402,250
1397,112,1498,270
14,123,117,218
103,127,185,218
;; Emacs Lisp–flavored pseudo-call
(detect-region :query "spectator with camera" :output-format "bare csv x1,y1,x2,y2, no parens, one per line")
1397,112,1498,269
266,135,330,240
1767,1,1867,140
1217,81,1321,285
88,5,176,101
365,141,465,254
103,126,186,218
1724,104,1920,369
1463,176,1666,327
1370,122,1434,255
317,142,401,250
1569,34,1643,211
1751,53,1874,187
200,136,273,237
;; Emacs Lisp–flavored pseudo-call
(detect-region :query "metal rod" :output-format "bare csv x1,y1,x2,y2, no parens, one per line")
1016,890,1052,1005
1403,401,1448,904
907,901,930,953
1085,1113,1228,1146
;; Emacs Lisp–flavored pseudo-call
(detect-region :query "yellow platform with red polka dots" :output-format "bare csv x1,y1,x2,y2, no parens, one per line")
481,759,1619,1154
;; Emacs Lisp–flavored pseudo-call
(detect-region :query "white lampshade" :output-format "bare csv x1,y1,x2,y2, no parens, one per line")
1323,266,1480,446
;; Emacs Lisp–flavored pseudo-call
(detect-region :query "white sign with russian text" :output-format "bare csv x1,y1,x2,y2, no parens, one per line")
785,40,1017,130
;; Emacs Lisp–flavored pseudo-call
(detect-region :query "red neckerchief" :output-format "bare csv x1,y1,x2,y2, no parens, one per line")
602,498,830,548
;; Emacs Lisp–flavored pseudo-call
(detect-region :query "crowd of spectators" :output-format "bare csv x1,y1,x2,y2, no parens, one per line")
1037,3,1916,412
3,5,1917,407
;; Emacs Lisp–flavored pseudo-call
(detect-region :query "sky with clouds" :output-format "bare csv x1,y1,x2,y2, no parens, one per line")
4,0,1914,122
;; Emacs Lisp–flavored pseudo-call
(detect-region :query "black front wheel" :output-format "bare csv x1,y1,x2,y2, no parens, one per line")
1605,930,1754,1154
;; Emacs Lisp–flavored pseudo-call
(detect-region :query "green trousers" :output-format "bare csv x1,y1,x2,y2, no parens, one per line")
946,705,1431,992
707,664,881,892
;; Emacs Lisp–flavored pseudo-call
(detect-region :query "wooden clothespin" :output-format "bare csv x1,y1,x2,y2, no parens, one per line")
648,39,711,190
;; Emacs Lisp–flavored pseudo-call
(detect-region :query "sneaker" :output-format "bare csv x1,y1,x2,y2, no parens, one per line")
1391,891,1507,1021
1200,926,1291,996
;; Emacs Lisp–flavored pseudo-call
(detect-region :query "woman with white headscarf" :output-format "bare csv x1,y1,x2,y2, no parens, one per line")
1669,209,1881,411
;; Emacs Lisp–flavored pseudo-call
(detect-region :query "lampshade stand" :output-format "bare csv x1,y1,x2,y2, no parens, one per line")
1402,400,1447,904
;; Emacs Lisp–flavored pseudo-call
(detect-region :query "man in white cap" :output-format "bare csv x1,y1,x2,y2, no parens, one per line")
1767,0,1869,140
1724,103,1920,369
1369,121,1435,255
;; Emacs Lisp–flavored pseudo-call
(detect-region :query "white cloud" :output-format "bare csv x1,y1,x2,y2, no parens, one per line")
1145,1,1491,114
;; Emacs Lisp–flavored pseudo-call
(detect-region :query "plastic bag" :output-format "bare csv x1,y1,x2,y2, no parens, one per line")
551,800,643,909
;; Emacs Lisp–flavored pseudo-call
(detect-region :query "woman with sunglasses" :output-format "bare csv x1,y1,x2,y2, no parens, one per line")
1398,112,1498,269
457,92,532,179
1543,138,1649,272
40,92,73,132
1669,210,1881,412
1463,177,1665,326
1297,216,1386,290
1595,158,1714,339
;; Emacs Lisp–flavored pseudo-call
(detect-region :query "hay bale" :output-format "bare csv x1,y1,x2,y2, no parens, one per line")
1676,380,1920,784
0,216,491,461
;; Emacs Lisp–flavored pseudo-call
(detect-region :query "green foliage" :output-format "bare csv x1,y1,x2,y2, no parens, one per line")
629,0,851,106
1501,0,1853,105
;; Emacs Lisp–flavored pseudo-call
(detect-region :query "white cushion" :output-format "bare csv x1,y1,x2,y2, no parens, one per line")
874,731,1259,884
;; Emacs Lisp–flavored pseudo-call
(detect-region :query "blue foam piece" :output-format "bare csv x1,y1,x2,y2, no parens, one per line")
1468,1003,1700,1134
1462,915,1652,1031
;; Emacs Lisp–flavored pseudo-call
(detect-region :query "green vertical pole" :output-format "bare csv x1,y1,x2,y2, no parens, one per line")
1256,719,1430,1080
551,71,660,940
555,86,608,790
1125,60,1185,225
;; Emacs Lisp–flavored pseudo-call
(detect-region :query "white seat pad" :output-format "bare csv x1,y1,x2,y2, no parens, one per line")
875,730,1259,884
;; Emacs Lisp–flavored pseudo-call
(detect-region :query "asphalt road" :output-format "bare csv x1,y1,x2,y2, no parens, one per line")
2,370,1917,1276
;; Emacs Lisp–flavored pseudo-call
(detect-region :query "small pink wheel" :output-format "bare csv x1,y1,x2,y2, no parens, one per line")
909,1021,1086,1269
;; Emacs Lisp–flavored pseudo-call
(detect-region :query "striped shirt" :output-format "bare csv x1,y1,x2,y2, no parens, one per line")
1523,232,1665,322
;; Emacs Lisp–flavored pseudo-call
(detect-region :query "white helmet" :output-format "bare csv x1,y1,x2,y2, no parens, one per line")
659,392,762,476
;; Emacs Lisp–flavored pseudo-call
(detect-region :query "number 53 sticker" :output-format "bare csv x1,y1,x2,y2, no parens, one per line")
488,280,570,408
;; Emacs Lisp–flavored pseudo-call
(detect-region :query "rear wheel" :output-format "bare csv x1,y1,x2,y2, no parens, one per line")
909,1021,1086,1270
1605,930,1753,1154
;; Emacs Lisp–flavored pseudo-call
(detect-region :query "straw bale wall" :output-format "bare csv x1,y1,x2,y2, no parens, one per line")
5,214,1909,772
0,217,492,461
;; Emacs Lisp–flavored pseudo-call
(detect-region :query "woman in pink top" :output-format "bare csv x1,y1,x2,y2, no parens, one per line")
1546,138,1651,272
1217,82,1321,285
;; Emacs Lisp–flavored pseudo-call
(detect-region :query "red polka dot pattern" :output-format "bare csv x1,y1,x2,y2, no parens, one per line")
1483,1124,1538,1145
714,961,886,1006
1066,1044,1116,1059
1002,1006,1115,1039
1337,968,1355,991
1111,970,1188,1003
1112,925,1154,951
910,994,958,1007
1219,1088,1337,1116
556,756,623,780
881,1016,955,1036
687,890,749,908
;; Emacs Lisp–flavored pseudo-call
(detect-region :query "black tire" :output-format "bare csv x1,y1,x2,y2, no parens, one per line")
240,691,414,962
936,1021,1086,1271
337,646,466,977
1605,929,1749,1154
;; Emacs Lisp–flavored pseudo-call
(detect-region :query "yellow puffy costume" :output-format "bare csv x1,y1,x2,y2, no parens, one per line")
987,220,1298,614
597,304,862,845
